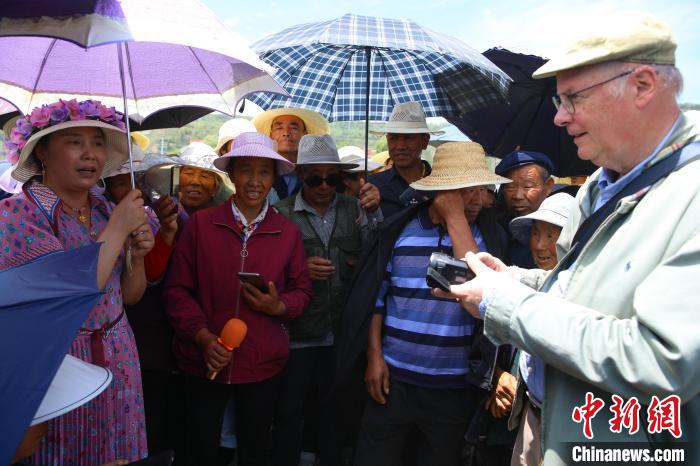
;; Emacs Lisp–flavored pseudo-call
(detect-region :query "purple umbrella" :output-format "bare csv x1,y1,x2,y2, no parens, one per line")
0,0,288,185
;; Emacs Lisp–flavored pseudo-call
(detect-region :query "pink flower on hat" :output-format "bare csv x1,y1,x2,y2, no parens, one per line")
29,107,51,128
63,99,85,120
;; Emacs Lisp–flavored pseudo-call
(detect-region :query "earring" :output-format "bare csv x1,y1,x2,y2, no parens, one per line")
41,161,46,179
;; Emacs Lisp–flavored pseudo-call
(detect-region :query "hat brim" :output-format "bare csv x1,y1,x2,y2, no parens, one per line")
213,146,295,176
509,209,569,245
296,160,360,170
31,354,112,426
252,108,330,136
410,171,511,191
369,126,445,136
12,120,128,183
344,160,382,172
214,136,234,155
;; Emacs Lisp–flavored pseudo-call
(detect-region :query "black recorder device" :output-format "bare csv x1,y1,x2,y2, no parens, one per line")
426,252,475,292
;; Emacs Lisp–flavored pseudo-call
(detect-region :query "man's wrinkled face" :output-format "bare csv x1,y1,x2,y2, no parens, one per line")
460,186,484,224
502,164,552,216
386,133,429,169
270,115,306,160
179,166,218,211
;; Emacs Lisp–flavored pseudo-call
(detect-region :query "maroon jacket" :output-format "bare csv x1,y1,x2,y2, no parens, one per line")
164,201,312,384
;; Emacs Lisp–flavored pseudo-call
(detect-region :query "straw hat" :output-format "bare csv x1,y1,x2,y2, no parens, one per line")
130,132,150,151
370,101,444,136
31,354,112,426
214,118,256,155
509,193,576,245
251,108,330,136
410,142,511,191
296,135,359,170
213,132,295,175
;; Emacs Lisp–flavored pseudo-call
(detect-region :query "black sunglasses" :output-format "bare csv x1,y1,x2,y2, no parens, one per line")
303,173,342,188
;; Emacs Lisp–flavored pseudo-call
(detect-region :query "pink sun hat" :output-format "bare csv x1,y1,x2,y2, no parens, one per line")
213,132,295,175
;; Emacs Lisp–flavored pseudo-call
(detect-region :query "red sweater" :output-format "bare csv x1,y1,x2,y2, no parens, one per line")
164,202,312,384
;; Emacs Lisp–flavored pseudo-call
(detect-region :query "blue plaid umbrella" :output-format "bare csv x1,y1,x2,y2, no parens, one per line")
248,13,511,161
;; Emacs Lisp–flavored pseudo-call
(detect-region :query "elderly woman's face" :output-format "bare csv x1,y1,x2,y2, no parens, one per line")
529,220,562,270
178,166,218,211
35,127,107,192
228,157,275,216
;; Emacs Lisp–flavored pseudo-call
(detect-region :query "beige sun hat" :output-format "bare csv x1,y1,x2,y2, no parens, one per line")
370,101,445,136
214,118,256,155
251,107,330,136
410,142,511,191
533,12,676,79
12,120,128,183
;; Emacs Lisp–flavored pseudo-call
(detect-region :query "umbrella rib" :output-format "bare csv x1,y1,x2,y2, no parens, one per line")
124,42,140,117
187,46,234,115
28,39,58,110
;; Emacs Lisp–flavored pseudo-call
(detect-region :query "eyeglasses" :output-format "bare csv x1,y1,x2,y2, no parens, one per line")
303,173,342,188
552,70,633,114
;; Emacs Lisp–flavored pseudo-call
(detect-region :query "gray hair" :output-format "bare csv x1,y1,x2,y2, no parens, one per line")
602,61,683,97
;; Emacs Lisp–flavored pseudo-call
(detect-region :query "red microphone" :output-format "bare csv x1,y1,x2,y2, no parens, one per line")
209,318,247,380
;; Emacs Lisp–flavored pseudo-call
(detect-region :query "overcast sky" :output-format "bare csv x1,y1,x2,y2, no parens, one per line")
202,0,700,104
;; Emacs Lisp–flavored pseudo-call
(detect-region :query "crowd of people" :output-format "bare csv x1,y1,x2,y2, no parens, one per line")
1,11,698,466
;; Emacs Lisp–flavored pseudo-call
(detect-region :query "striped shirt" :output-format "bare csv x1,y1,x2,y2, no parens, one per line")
376,207,485,389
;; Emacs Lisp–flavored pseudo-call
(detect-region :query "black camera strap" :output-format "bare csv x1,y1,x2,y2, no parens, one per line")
558,142,700,273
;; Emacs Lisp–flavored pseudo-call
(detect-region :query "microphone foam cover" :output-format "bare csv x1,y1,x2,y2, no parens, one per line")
219,318,248,350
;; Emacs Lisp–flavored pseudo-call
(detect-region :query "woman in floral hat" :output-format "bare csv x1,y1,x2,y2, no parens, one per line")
0,99,153,464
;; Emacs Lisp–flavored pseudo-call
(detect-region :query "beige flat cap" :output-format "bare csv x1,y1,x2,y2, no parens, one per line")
533,12,676,79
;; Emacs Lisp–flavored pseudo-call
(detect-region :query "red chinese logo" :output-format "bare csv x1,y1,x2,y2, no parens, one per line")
647,395,682,438
572,392,606,439
609,395,641,435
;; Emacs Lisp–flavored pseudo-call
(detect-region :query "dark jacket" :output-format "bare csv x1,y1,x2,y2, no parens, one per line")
164,202,313,384
367,161,432,218
275,193,362,341
334,202,508,389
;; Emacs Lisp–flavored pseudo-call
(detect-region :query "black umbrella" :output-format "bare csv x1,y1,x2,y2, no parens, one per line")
447,48,596,177
0,107,215,133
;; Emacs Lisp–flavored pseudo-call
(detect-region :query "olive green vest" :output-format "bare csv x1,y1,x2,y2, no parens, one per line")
275,193,362,342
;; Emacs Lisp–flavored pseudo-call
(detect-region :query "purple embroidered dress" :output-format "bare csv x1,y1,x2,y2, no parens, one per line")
0,180,147,465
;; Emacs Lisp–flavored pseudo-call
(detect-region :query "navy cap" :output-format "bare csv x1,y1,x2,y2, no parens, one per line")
495,151,554,176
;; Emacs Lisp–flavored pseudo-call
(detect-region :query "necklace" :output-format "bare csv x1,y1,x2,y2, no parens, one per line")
63,200,90,225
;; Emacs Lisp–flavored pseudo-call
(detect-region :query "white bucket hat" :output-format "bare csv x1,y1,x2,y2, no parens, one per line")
31,354,112,426
509,192,576,245
296,135,359,170
178,142,234,204
370,101,445,136
214,118,257,155
410,142,511,191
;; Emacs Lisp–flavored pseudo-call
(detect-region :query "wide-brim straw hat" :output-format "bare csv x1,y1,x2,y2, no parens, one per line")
509,192,576,245
214,118,257,155
31,354,112,426
251,108,330,136
296,134,359,170
214,131,295,175
11,120,128,183
410,142,511,191
370,101,445,136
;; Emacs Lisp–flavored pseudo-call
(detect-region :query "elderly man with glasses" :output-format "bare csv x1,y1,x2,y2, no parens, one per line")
438,13,700,466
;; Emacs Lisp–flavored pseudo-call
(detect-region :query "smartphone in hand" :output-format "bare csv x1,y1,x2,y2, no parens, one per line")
238,272,269,293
